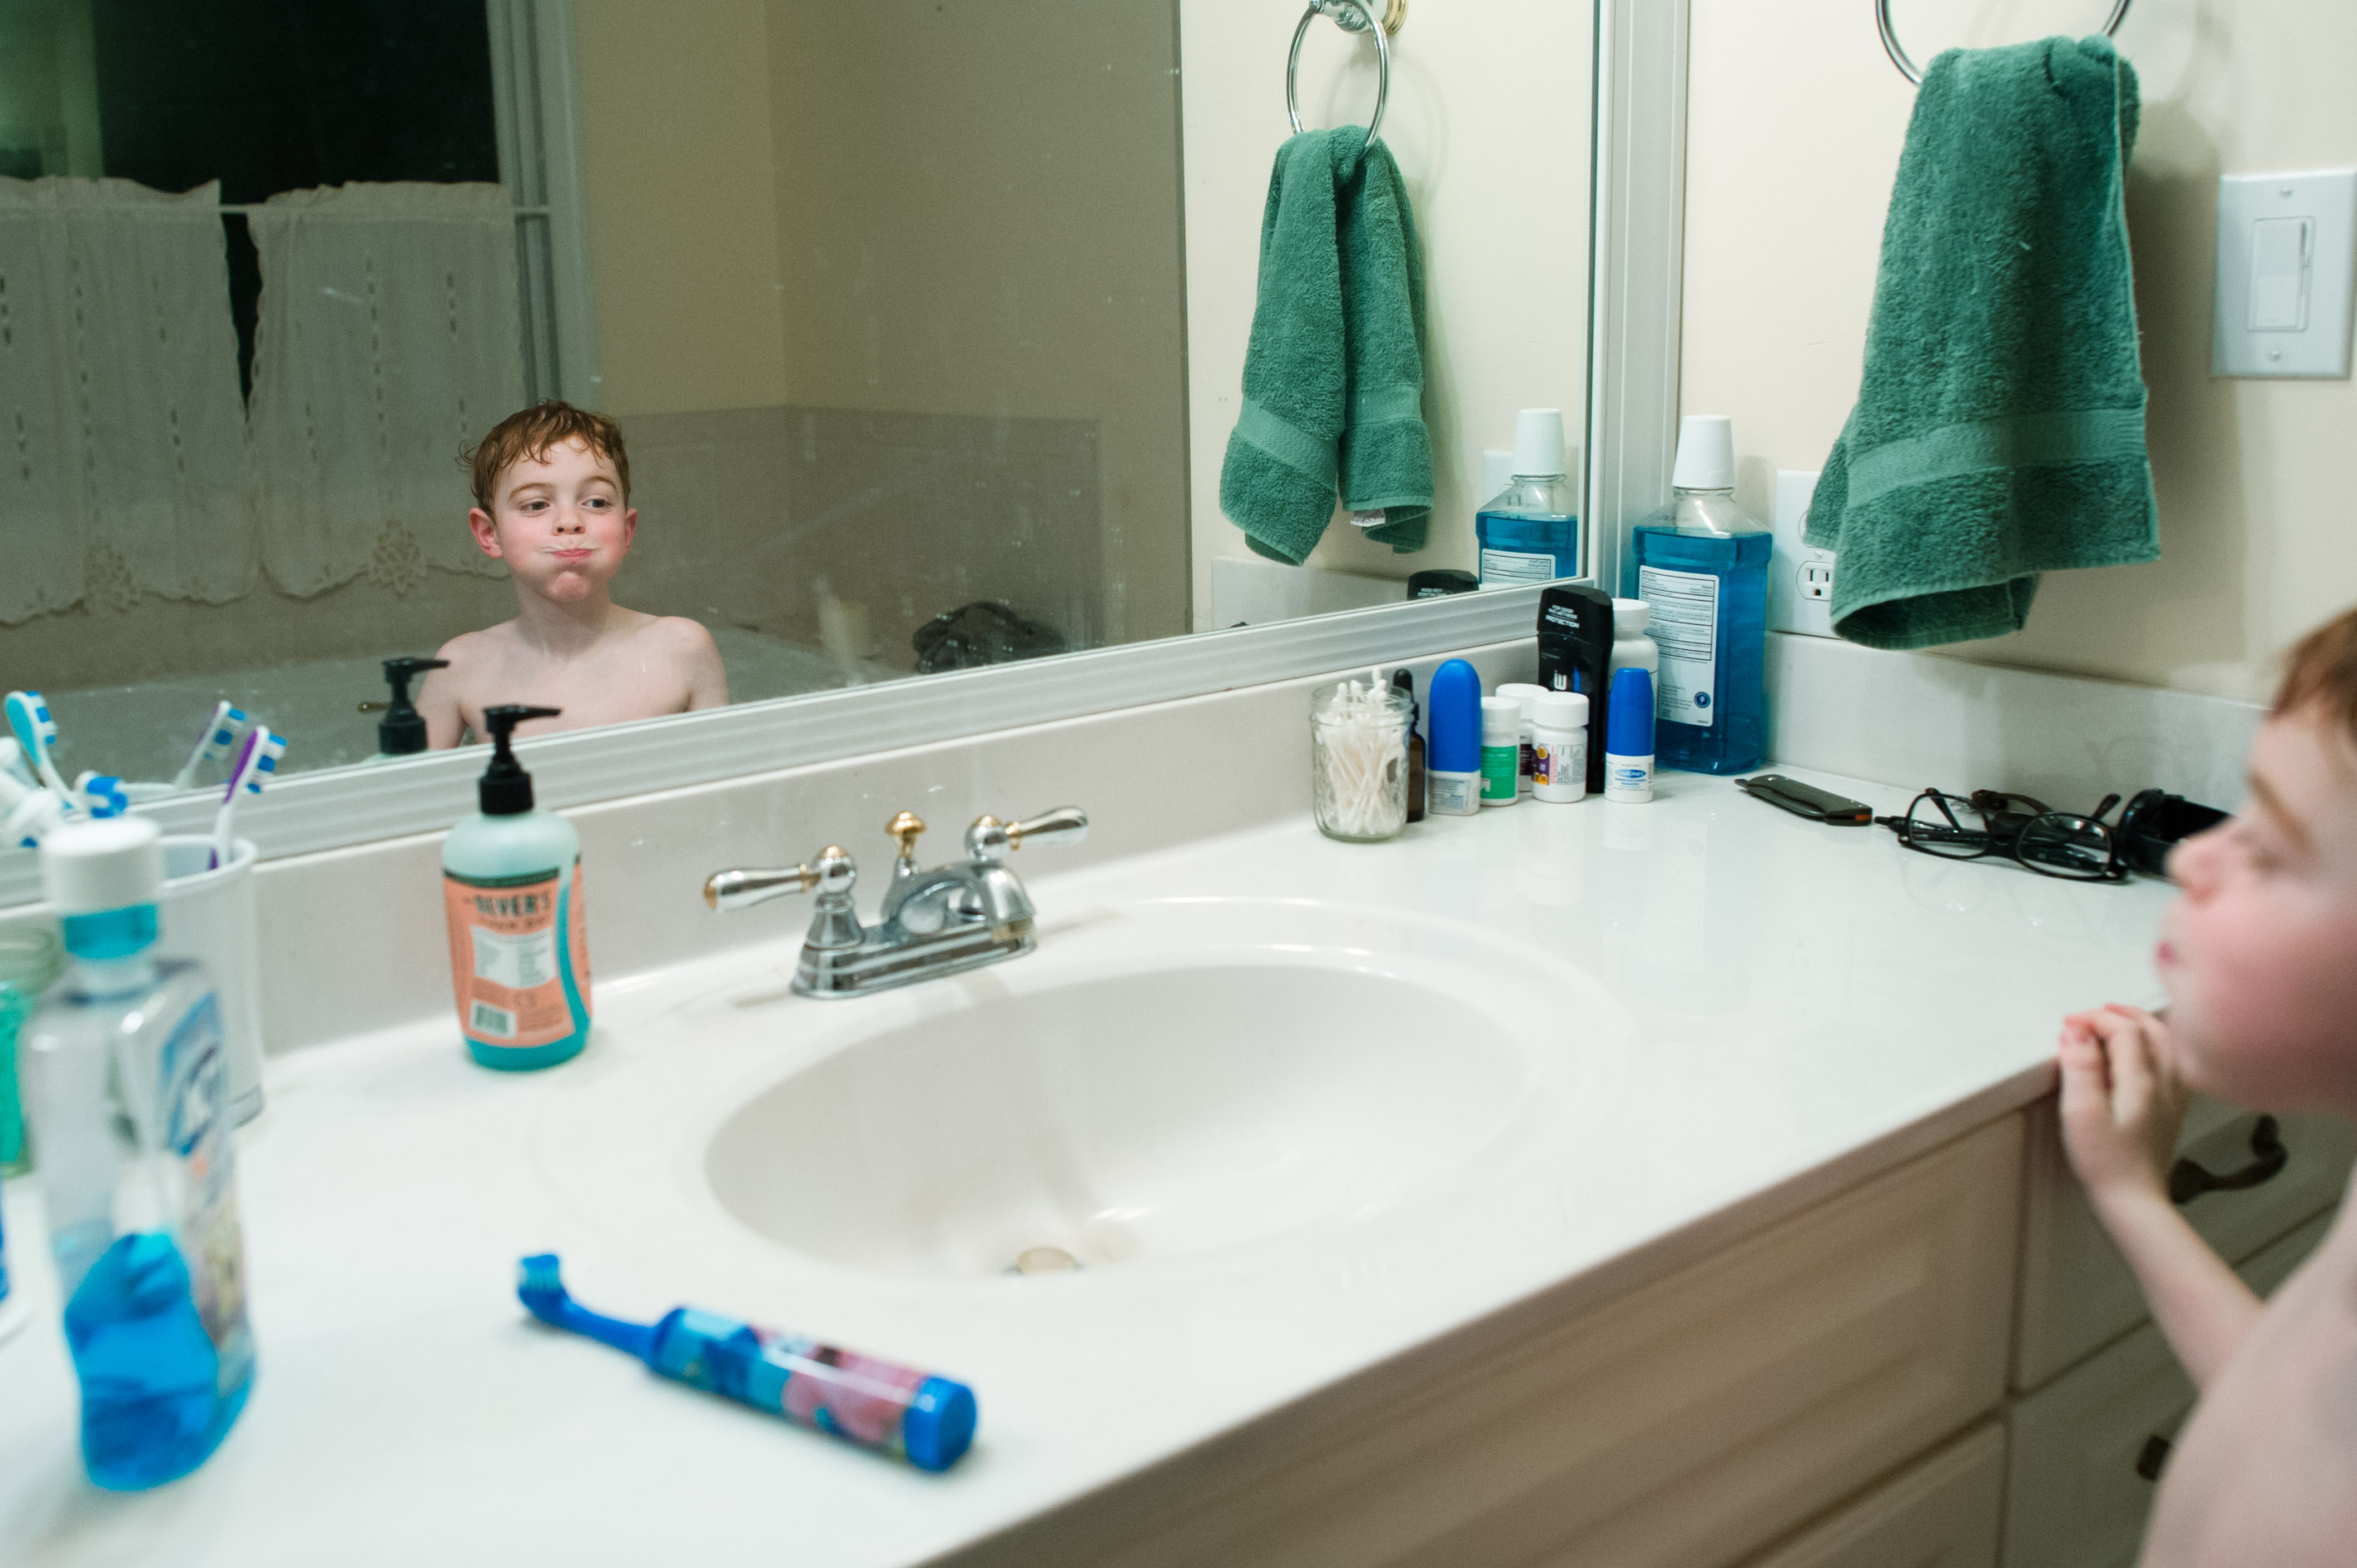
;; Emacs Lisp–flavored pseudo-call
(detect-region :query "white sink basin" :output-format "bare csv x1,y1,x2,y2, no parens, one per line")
695,900,1625,1280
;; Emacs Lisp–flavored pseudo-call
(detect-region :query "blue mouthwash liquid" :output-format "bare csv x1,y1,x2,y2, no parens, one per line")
66,1232,252,1487
1627,496,1770,776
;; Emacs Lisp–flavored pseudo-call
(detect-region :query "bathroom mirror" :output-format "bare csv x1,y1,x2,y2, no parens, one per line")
0,0,1597,795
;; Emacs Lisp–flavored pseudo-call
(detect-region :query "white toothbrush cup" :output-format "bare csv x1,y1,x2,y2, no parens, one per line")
158,836,266,1124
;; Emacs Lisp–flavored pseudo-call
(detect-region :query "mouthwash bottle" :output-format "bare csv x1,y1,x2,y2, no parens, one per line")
20,816,256,1490
1475,409,1580,588
1625,415,1769,775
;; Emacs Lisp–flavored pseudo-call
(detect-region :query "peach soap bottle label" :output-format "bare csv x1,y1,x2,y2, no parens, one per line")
444,862,590,1053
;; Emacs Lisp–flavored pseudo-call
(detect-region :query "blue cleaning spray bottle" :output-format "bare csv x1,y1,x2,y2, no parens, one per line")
517,1254,978,1471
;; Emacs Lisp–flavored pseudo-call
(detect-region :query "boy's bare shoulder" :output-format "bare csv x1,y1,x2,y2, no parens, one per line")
433,623,519,663
639,614,719,651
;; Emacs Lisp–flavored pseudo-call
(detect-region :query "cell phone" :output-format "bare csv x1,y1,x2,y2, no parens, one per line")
1735,774,1874,826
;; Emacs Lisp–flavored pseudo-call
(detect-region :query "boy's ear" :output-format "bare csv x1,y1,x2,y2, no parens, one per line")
619,506,638,556
468,508,505,559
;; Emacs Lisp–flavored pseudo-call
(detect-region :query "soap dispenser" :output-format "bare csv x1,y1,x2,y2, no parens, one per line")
442,706,591,1070
361,657,449,763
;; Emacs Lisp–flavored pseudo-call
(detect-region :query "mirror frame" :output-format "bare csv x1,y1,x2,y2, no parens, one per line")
0,0,1688,906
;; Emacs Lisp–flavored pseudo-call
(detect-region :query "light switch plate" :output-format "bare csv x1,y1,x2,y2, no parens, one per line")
1769,469,1836,638
2212,168,2357,379
1481,449,1512,505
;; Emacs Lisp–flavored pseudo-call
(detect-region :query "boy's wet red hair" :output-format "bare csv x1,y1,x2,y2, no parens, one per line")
464,400,630,510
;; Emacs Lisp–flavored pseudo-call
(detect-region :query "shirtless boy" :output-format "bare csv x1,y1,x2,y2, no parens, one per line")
2058,606,2357,1568
418,401,727,747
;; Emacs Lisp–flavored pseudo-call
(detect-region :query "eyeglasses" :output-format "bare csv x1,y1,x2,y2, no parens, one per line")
1876,788,2129,882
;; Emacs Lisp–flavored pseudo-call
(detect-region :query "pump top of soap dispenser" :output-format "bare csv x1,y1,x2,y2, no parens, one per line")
374,657,450,756
477,706,562,816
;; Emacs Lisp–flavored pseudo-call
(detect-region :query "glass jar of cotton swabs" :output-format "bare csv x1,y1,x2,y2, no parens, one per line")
1311,674,1411,843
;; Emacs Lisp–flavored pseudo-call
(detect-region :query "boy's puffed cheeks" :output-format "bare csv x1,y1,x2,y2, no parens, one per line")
2157,707,2357,1119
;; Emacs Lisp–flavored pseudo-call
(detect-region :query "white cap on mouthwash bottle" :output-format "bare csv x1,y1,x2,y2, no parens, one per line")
41,817,164,960
1670,415,1735,490
1511,409,1567,479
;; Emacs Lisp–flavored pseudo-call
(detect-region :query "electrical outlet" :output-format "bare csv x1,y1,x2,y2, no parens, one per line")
1769,469,1837,637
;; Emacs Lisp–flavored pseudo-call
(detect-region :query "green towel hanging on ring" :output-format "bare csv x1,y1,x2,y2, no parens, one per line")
1220,127,1432,566
1805,35,2158,650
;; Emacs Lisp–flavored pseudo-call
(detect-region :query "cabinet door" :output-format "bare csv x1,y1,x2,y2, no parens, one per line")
2001,1211,2334,1568
1740,1422,2004,1568
961,1116,2022,1568
2013,1096,2355,1390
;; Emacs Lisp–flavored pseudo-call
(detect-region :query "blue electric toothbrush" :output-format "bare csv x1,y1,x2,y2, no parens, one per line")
515,1254,977,1471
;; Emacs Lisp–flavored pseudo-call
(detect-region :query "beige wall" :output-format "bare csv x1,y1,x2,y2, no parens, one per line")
766,0,1190,646
573,0,790,415
1181,1,1593,624
1683,0,2357,701
570,0,1191,647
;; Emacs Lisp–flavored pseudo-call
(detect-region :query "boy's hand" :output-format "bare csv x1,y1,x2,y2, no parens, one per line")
2057,1003,2190,1207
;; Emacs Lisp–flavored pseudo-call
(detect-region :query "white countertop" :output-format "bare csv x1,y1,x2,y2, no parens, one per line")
0,767,2172,1566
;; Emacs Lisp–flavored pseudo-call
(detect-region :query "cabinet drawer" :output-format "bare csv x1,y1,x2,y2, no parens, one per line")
2001,1210,2333,1568
966,1116,2022,1568
2013,1095,2355,1389
1739,1422,2004,1568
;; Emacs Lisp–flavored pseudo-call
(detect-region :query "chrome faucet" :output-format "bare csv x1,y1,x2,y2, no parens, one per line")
702,806,1089,998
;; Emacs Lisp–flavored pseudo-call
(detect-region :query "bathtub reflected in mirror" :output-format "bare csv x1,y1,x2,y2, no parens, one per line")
0,0,1594,796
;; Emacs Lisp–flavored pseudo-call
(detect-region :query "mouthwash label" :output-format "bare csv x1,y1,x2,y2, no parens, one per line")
445,861,591,1050
160,993,255,1392
1638,565,1719,729
1480,548,1564,588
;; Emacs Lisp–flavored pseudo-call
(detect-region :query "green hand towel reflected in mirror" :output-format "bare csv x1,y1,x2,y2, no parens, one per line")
1222,127,1432,567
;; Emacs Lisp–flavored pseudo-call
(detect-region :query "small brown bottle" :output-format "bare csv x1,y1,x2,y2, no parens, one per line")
1392,669,1426,822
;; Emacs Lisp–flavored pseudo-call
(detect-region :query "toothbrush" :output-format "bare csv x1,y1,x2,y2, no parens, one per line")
72,772,128,820
515,1254,977,1471
213,725,285,868
4,691,71,798
171,702,251,790
0,762,72,848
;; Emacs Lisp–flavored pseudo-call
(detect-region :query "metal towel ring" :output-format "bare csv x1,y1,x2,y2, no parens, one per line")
1876,0,2131,85
1286,0,1394,159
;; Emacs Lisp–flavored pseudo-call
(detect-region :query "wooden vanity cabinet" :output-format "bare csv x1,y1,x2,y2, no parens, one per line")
963,1103,2346,1568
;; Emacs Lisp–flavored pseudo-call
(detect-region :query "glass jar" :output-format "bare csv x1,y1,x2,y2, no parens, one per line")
1,925,64,1174
1311,682,1410,842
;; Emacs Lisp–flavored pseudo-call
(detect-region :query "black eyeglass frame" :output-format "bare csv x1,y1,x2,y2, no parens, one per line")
1875,787,2131,882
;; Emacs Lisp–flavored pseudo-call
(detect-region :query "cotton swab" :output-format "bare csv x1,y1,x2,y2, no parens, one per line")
172,702,251,790
1313,677,1408,839
4,691,71,798
214,725,286,869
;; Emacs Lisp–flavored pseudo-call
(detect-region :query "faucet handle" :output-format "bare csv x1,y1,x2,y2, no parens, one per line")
886,811,925,877
966,806,1089,864
704,846,856,911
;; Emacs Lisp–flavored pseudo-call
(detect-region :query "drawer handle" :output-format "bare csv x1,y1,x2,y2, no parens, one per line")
2169,1115,2287,1206
2136,1434,2171,1481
